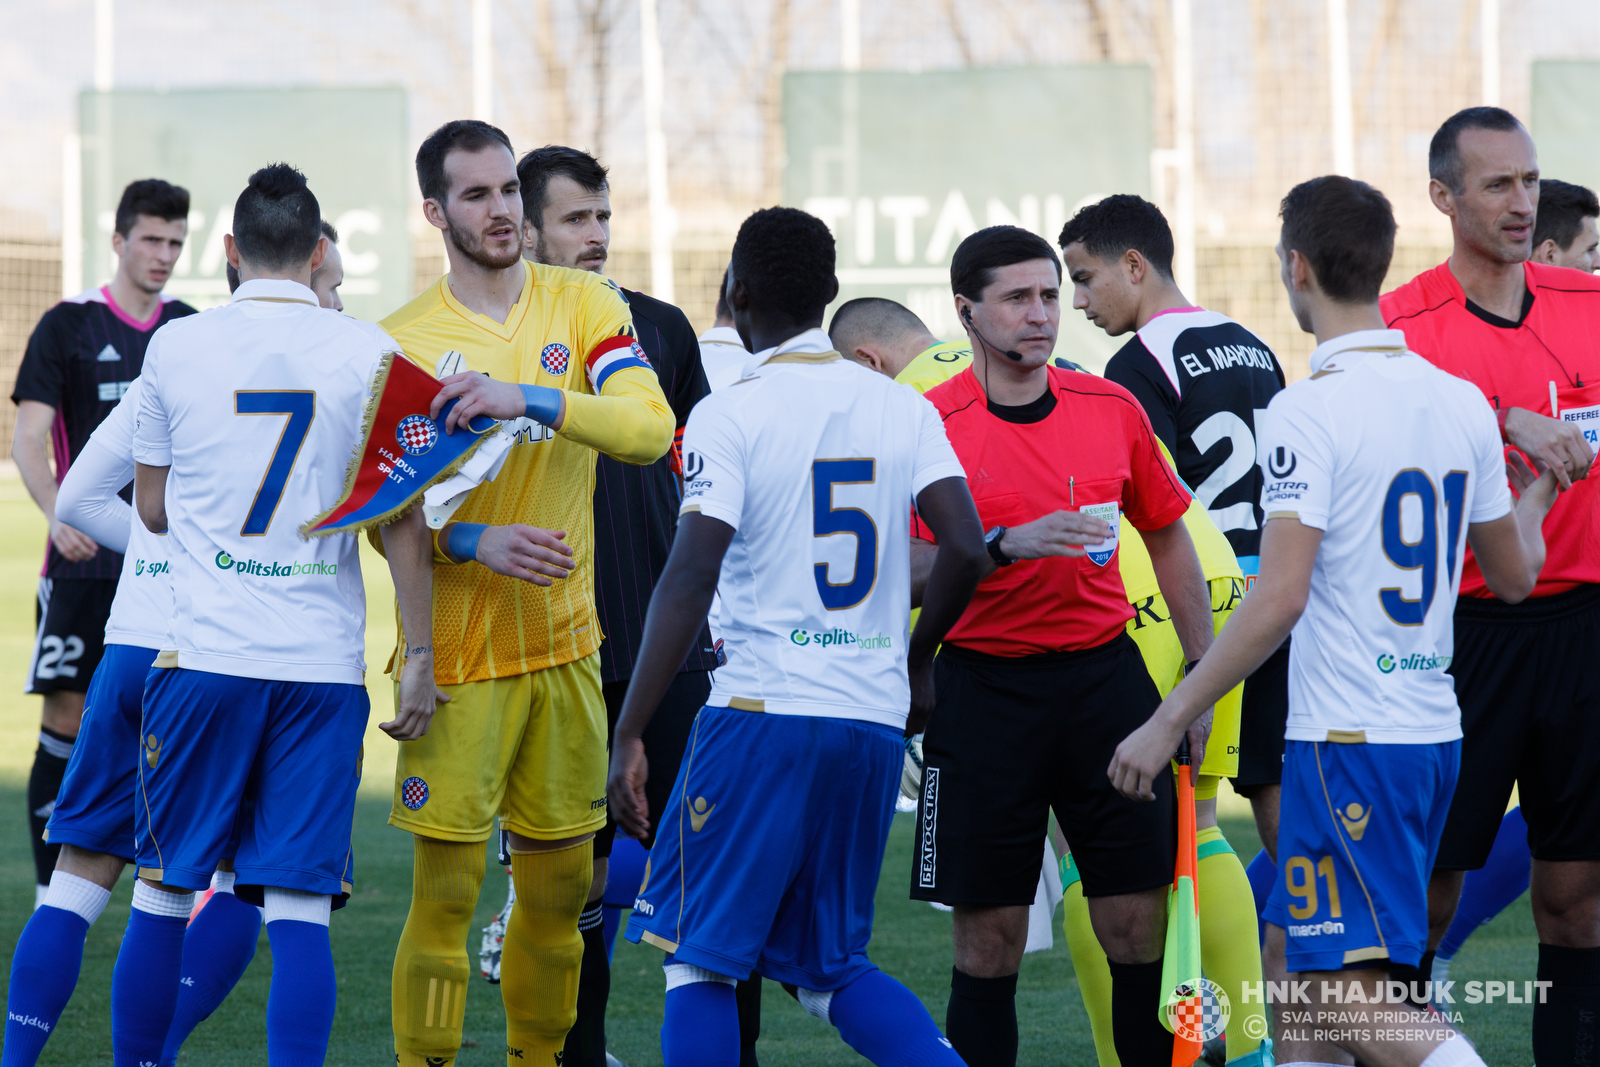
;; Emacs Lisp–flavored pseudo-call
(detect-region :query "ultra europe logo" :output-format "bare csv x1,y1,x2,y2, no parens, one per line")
215,551,337,578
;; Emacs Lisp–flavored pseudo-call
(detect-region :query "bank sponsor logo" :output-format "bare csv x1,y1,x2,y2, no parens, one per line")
789,626,892,650
133,558,169,577
214,550,337,578
1375,652,1451,674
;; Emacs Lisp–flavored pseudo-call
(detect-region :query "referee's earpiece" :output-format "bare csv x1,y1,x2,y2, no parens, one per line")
962,305,1025,363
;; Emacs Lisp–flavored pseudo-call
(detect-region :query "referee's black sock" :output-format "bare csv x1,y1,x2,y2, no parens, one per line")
946,968,1017,1067
1107,957,1172,1067
27,727,74,893
735,974,762,1067
562,901,609,1067
1534,942,1600,1066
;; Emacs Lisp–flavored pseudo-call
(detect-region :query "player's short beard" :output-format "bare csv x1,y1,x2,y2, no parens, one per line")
444,208,522,271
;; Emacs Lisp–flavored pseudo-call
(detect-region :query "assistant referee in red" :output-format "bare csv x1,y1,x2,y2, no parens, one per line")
909,226,1215,1067
1383,106,1600,1066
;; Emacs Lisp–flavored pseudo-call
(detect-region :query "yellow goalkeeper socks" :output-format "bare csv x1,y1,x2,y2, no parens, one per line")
1196,825,1267,1064
392,837,485,1067
503,839,593,1065
1060,855,1121,1067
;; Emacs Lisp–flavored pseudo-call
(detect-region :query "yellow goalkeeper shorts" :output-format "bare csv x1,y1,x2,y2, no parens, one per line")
1125,575,1244,781
390,651,608,843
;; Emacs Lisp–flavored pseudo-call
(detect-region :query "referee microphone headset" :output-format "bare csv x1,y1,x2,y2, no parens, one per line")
962,304,1025,402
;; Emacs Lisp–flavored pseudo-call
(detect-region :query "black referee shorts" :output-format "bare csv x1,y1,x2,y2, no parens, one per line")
911,633,1175,906
597,669,713,857
1436,584,1600,869
1232,641,1290,796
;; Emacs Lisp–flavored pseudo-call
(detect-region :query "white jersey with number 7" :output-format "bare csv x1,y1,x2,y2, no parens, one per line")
1254,329,1512,744
132,279,399,685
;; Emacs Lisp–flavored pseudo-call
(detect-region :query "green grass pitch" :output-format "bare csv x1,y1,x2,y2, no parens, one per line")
0,477,1537,1063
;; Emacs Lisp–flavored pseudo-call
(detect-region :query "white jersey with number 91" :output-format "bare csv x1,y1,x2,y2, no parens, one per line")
132,279,399,685
679,329,966,731
1255,330,1511,744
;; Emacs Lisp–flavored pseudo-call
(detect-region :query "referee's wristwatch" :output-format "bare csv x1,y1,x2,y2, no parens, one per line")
984,525,1015,567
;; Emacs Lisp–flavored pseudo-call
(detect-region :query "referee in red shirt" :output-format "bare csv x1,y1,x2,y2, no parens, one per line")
1382,106,1600,1065
909,226,1215,1067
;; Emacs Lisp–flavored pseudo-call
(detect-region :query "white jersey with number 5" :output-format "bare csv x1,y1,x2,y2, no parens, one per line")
681,328,966,730
1255,329,1511,743
132,279,399,685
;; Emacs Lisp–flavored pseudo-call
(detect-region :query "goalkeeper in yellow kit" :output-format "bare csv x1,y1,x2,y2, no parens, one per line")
378,120,673,1067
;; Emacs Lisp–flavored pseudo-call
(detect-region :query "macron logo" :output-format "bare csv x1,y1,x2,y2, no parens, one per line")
9,1011,51,1033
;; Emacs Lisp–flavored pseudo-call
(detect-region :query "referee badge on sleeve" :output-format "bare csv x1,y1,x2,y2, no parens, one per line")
1080,503,1121,567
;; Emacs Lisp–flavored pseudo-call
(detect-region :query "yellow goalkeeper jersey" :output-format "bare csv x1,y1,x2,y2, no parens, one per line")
380,261,674,684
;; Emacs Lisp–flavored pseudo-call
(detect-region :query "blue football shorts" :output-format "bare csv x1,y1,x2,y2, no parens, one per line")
1264,738,1460,972
626,706,902,990
134,665,368,904
45,643,158,860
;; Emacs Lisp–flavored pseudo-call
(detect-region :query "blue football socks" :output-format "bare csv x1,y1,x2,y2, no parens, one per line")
661,957,741,1067
160,888,262,1065
602,835,649,962
1245,847,1276,946
111,884,194,1067
830,967,965,1066
3,905,90,1067
1438,806,1531,960
264,919,337,1067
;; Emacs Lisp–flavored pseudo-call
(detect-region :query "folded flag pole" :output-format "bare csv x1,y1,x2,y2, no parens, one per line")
1161,737,1205,1067
303,351,499,538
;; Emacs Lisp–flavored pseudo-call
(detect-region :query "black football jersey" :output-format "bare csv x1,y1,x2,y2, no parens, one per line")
1104,308,1284,564
11,288,197,579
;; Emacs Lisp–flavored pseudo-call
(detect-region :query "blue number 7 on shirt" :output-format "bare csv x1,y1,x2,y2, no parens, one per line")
236,391,315,536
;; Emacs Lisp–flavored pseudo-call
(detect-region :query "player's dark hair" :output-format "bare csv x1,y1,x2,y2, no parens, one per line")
950,226,1062,302
729,207,835,324
114,178,190,237
320,219,339,244
1279,175,1396,304
231,163,321,272
1534,179,1600,252
714,266,731,321
229,220,336,293
415,119,514,203
1057,194,1175,279
517,145,608,229
1429,106,1525,195
828,297,930,354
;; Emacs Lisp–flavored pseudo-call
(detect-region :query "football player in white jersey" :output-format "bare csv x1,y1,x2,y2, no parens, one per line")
105,164,441,1067
1108,175,1558,1067
0,248,359,1067
606,206,986,1066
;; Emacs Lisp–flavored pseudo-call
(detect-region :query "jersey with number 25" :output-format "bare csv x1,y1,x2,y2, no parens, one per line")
1255,329,1510,744
681,331,966,731
132,279,398,686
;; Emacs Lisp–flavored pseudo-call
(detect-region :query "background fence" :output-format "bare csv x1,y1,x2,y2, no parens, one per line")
4,0,1598,454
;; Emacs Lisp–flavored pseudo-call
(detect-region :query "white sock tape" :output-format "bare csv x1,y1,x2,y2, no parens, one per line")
262,887,331,927
132,880,195,918
797,987,834,1023
212,868,237,894
45,870,113,926
663,962,737,992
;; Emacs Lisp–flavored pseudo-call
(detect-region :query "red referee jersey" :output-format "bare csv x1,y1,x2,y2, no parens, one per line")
1382,261,1600,598
913,366,1192,655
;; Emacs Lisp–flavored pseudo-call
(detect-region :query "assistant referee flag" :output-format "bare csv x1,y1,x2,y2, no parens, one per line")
1161,741,1204,1066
